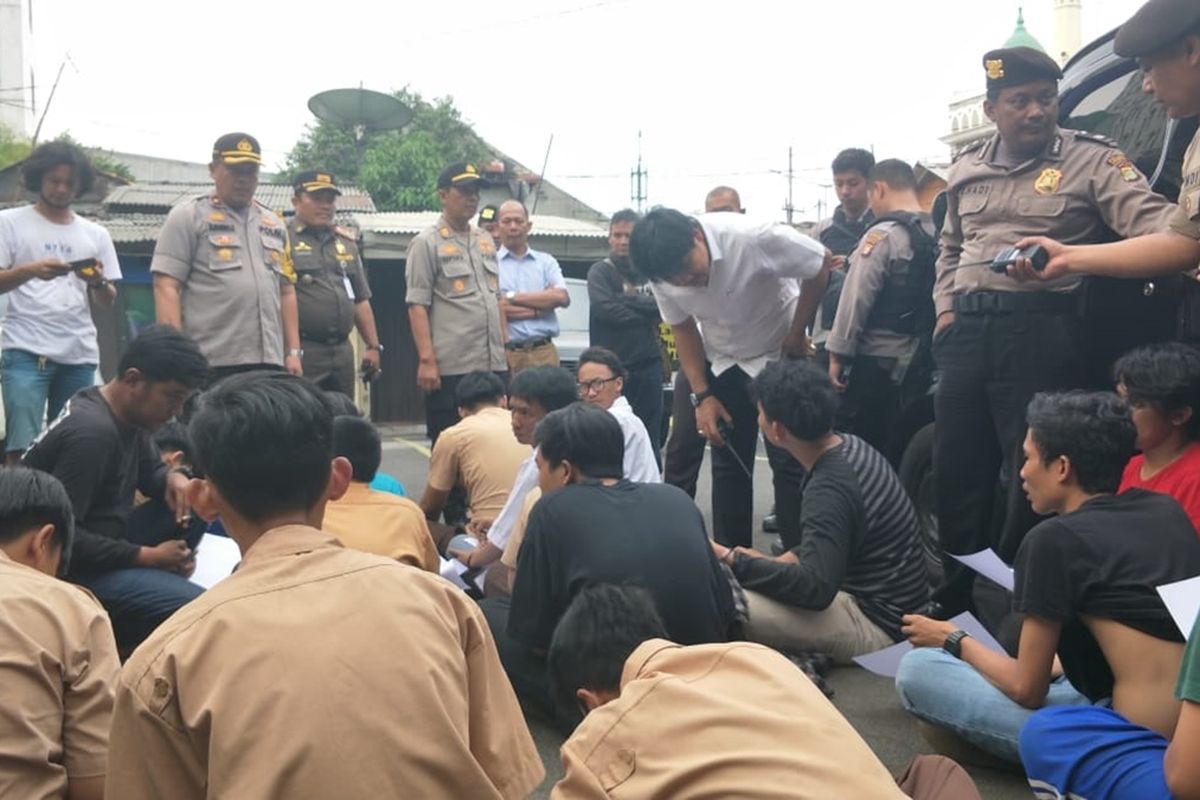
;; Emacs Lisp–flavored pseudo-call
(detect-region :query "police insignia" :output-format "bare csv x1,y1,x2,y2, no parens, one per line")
985,59,1004,80
1034,168,1062,195
295,241,312,252
439,227,451,238
217,248,233,262
479,241,494,254
260,216,277,227
335,241,347,254
860,230,886,256
1106,153,1141,183
453,279,466,292
209,212,226,222
439,245,461,257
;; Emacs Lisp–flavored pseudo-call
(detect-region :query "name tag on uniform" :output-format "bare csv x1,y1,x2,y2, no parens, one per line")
343,274,356,301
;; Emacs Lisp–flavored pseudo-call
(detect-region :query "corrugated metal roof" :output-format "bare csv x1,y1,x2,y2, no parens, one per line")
96,212,362,244
103,183,376,213
354,211,608,239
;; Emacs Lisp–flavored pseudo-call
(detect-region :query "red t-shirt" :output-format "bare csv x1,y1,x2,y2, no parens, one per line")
1120,443,1200,537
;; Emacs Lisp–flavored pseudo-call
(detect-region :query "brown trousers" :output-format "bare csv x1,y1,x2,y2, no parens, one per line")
505,341,559,375
895,755,983,800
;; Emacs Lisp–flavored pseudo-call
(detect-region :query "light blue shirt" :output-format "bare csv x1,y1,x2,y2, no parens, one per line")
498,245,567,342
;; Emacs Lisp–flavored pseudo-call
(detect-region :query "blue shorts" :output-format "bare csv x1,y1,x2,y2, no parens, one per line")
1020,705,1171,800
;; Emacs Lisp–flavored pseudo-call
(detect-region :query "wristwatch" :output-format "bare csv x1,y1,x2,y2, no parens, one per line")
943,630,972,659
366,343,384,352
288,348,304,359
689,388,715,407
504,290,517,301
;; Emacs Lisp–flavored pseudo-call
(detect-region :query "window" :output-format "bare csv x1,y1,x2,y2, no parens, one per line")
1061,67,1167,180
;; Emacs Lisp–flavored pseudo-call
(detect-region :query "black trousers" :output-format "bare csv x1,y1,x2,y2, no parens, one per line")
623,359,665,467
931,310,1085,613
664,370,706,498
709,365,806,549
424,371,509,524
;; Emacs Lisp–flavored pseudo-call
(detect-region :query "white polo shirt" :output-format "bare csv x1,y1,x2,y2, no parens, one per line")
651,213,825,377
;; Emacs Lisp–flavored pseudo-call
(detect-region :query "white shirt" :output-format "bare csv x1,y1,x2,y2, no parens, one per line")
651,213,825,377
487,452,539,550
0,205,121,364
609,396,661,483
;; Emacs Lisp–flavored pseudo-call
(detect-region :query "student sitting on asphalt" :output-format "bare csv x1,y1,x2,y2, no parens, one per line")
716,359,929,663
896,391,1200,765
22,324,209,655
547,584,983,800
420,371,531,552
484,403,734,729
0,468,120,800
1114,342,1200,534
105,371,543,799
322,415,439,571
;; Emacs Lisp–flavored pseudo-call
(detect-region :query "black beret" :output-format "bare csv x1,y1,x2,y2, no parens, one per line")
982,47,1063,91
1115,0,1200,58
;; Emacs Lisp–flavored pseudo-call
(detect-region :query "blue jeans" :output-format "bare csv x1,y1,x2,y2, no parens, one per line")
79,567,204,654
1020,706,1171,800
1,349,96,453
895,647,1094,763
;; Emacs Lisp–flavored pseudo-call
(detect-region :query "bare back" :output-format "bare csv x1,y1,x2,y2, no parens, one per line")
1085,615,1184,737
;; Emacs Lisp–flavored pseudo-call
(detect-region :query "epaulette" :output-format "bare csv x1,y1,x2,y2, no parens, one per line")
1070,129,1120,148
334,225,356,240
953,138,987,162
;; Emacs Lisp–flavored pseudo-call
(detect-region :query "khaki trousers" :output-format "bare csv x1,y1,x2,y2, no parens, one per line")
505,341,559,375
743,589,893,664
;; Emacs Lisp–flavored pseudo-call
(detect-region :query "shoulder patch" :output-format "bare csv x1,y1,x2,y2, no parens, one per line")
860,229,888,257
334,225,356,240
1071,130,1119,148
1105,152,1144,183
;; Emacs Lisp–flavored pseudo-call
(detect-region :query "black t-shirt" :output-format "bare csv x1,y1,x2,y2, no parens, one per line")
509,480,735,651
22,386,168,577
1015,489,1200,701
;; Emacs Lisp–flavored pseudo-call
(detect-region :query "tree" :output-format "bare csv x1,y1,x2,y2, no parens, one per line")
0,124,31,171
283,89,493,212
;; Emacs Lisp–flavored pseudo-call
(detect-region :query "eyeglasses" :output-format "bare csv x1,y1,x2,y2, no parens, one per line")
577,376,619,394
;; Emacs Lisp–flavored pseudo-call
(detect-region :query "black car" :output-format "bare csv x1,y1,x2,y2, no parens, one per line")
897,28,1198,580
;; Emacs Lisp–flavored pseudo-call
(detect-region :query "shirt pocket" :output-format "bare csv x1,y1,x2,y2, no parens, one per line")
1016,196,1067,218
482,252,500,293
957,192,989,216
438,256,478,298
208,232,243,272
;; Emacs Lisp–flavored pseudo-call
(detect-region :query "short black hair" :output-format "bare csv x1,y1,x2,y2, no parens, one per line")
577,347,627,381
0,467,76,573
609,208,640,229
189,372,336,522
752,360,838,441
118,325,209,388
628,207,700,283
832,148,875,177
1026,391,1136,495
534,403,624,480
22,141,96,196
1113,343,1200,439
333,415,382,482
455,371,506,410
868,159,917,191
509,366,578,415
153,420,192,458
323,390,361,418
548,584,667,722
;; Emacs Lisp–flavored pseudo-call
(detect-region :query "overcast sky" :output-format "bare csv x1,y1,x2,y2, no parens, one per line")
25,0,1146,220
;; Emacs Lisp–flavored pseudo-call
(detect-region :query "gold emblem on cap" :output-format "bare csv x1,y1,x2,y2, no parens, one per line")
465,164,478,174
1034,168,1062,195
317,173,331,183
985,59,1005,80
236,139,254,153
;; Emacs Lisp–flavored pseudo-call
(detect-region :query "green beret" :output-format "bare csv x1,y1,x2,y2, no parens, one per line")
982,47,1063,91
1115,0,1200,58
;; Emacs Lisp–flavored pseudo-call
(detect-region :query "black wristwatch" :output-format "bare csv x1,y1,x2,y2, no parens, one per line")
943,630,972,659
690,388,715,407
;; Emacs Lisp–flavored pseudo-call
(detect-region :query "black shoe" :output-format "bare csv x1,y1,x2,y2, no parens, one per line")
769,537,786,557
762,513,779,533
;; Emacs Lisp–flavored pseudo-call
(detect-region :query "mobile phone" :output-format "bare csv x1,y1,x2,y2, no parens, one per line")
69,258,102,281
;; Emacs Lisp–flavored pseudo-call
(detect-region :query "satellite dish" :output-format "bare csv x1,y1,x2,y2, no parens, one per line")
307,88,414,140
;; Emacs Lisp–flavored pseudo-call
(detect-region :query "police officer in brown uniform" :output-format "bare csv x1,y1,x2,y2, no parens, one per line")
405,161,507,446
152,133,302,381
932,47,1178,616
1011,0,1200,281
288,171,382,396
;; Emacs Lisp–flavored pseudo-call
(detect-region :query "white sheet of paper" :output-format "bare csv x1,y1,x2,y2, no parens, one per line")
440,557,471,591
189,533,242,590
949,549,1015,592
1157,575,1200,641
852,612,1005,678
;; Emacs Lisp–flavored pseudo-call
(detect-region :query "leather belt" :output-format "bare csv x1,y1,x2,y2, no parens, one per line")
505,336,552,351
953,291,1080,315
300,334,348,346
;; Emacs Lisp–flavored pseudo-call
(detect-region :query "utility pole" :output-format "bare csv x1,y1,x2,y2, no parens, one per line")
782,146,795,225
630,130,648,212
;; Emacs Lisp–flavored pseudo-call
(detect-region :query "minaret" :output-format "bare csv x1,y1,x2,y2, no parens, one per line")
0,0,34,137
1054,0,1083,65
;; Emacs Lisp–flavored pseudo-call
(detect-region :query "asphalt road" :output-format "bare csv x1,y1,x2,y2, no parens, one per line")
379,430,1031,799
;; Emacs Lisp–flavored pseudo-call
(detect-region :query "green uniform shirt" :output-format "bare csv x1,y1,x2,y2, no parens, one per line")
1177,612,1200,702
288,221,371,343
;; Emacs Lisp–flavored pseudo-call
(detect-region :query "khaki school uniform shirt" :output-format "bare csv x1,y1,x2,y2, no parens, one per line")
553,639,907,799
151,195,297,368
0,550,119,800
501,486,542,569
106,525,544,800
322,482,439,571
935,128,1176,316
428,406,531,519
